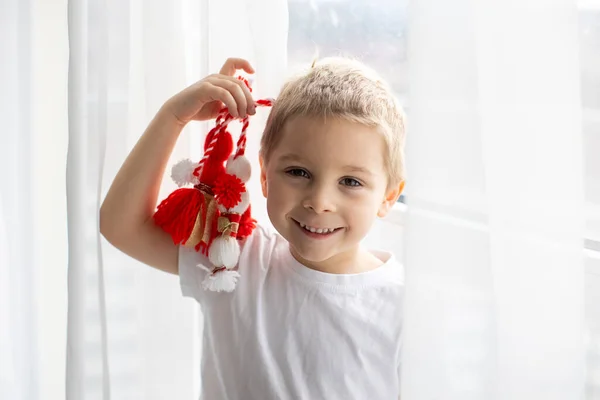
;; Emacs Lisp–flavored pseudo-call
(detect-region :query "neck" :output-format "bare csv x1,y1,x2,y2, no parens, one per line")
289,245,382,274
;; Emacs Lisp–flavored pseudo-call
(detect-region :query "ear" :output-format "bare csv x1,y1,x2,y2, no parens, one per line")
377,180,405,218
259,155,268,198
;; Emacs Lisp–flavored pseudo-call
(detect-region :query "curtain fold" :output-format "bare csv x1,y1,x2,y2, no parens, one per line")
403,0,586,399
1,1,39,399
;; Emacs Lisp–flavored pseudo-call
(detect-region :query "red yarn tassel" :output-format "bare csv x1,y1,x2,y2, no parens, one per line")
154,188,203,245
237,205,256,240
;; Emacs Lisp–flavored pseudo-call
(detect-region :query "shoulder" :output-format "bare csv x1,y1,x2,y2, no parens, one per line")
373,250,404,287
178,222,285,299
358,251,405,323
239,222,279,251
359,249,405,291
376,254,405,314
237,222,282,263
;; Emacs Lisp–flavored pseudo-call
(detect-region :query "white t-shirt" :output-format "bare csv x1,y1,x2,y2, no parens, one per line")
179,224,404,400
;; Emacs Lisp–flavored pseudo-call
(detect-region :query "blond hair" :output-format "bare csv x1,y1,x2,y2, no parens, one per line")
259,57,406,185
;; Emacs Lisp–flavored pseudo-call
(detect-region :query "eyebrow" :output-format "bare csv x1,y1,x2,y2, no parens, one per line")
277,153,375,176
278,154,303,163
343,165,375,176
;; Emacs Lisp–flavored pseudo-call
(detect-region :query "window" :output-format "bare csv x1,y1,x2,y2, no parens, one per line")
288,0,600,242
288,0,409,209
288,0,408,104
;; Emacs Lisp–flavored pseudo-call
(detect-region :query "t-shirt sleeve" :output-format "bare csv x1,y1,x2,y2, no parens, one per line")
177,224,274,302
178,245,212,301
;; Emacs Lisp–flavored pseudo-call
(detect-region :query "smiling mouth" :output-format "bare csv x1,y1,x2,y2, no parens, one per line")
293,219,343,235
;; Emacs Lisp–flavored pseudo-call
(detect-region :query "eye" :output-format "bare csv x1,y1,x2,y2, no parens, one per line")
285,168,310,178
340,177,362,187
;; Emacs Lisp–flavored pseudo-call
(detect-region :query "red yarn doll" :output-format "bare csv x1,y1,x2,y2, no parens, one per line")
153,83,273,292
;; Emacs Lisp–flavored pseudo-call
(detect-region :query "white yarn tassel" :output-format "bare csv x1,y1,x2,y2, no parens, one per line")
208,186,249,292
201,269,241,292
208,235,241,268
171,159,199,187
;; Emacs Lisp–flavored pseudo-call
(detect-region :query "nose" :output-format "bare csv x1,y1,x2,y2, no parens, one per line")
302,184,336,214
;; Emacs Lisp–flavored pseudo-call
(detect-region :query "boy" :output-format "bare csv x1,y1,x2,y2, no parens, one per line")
100,57,406,399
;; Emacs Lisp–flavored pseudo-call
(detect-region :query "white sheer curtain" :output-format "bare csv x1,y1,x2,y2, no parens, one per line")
2,1,46,398
1,0,287,399
403,0,590,399
5,0,599,399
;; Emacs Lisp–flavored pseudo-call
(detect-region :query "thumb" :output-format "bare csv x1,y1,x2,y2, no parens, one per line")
219,58,255,76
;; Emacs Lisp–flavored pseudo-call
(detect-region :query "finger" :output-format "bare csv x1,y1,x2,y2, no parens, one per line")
200,82,239,118
219,57,255,76
221,75,256,115
209,77,249,118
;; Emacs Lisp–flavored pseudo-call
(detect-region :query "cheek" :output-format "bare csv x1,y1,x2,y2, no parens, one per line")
265,175,294,210
343,193,382,225
350,204,378,225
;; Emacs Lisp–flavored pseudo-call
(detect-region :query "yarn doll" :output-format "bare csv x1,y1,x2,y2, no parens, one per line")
153,78,273,292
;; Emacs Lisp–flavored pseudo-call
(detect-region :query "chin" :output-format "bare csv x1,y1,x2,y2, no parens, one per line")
289,236,344,260
292,248,335,265
294,248,332,262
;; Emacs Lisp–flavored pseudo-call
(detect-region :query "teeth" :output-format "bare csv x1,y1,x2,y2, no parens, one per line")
299,222,337,234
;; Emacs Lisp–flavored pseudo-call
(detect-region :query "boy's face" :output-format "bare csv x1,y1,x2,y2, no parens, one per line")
260,116,403,270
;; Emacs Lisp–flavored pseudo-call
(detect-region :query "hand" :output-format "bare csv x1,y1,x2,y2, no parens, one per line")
164,58,256,125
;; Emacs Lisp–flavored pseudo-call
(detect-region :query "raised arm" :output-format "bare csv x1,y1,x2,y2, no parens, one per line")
100,58,256,274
